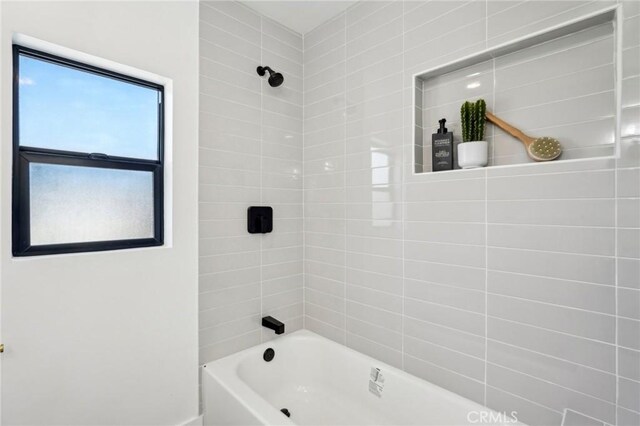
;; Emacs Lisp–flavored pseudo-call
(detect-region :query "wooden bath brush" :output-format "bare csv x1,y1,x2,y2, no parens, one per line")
486,111,562,161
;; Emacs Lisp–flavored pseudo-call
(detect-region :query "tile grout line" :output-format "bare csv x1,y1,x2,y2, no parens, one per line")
259,16,264,344
302,26,306,331
485,1,491,404
484,169,489,406
343,11,348,346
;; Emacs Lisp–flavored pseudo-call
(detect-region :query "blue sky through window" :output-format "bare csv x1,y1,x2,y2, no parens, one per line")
19,54,159,160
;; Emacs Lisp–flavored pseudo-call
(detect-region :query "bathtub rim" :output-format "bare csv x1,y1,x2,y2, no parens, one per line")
202,329,523,426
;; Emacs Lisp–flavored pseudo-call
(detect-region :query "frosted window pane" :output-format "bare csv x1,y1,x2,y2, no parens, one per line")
29,164,154,245
18,55,159,159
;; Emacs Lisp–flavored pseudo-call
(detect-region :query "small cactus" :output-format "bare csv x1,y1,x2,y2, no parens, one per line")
475,99,486,141
460,99,487,142
461,101,472,142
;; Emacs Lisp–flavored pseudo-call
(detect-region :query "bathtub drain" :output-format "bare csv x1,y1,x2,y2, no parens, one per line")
280,408,291,418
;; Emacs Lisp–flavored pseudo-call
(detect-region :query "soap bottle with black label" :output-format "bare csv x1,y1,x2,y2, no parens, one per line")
431,118,454,171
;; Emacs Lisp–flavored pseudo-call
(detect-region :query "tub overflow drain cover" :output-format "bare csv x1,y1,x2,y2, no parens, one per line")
281,408,291,418
263,348,275,362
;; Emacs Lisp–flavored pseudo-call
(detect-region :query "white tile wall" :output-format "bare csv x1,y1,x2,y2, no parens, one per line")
302,1,640,426
199,1,639,425
199,1,303,364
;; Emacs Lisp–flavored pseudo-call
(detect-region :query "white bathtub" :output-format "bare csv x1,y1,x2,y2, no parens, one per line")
203,330,522,426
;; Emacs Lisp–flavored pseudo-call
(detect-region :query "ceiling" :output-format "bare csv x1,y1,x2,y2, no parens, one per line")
242,1,356,34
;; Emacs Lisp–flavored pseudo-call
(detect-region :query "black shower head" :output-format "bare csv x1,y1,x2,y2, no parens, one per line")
257,66,284,87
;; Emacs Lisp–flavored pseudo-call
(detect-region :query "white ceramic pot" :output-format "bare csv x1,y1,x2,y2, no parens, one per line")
457,141,488,169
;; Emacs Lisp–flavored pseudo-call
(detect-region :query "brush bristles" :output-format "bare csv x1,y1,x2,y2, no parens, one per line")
529,137,562,161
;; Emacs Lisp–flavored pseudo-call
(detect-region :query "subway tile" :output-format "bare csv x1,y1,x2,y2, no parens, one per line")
405,279,485,314
495,64,614,113
488,1,615,47
305,287,345,313
305,246,344,266
619,348,640,382
619,378,640,412
405,297,485,337
488,170,614,200
487,363,615,424
305,301,344,330
404,1,475,34
347,17,403,60
263,274,302,296
405,240,485,268
304,13,345,51
200,4,640,416
347,1,402,42
306,259,345,283
488,224,614,256
347,316,402,351
618,168,640,198
347,283,402,314
619,258,640,290
199,298,261,330
199,267,260,294
487,340,616,402
405,178,485,201
304,30,345,65
404,335,485,381
201,1,260,29
623,45,640,79
562,410,605,426
618,198,640,228
619,288,640,320
305,47,346,81
617,406,640,426
405,200,486,223
305,274,344,299
199,283,261,312
199,314,260,348
488,318,615,373
347,300,402,333
404,315,485,359
404,355,485,405
200,4,261,45
347,332,402,368
346,1,392,27
200,21,261,61
405,222,486,246
199,330,261,365
199,251,260,274
404,1,486,51
346,268,403,295
305,316,345,345
488,247,614,286
486,385,562,426
199,235,260,257
404,21,486,70
405,260,485,292
619,228,640,259
488,293,615,343
619,317,640,350
488,199,614,227
262,17,302,50
488,270,614,314
262,288,303,312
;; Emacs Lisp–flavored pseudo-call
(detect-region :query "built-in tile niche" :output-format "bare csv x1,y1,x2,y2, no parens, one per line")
414,7,620,174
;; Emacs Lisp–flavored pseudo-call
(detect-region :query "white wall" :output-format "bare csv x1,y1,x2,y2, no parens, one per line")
0,1,200,424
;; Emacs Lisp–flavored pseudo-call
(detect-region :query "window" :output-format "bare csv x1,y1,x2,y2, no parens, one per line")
12,45,164,256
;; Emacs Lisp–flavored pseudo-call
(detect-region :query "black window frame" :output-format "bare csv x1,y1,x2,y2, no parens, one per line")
12,45,164,257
